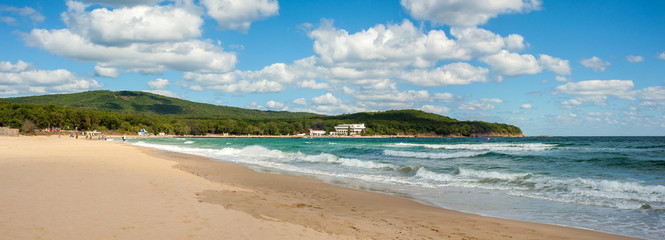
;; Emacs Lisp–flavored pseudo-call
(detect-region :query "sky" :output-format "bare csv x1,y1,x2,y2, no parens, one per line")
1,0,664,136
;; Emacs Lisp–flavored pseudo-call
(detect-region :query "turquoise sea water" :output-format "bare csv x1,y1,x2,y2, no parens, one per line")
125,137,665,239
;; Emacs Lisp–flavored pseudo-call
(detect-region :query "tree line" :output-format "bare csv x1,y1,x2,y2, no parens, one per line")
0,101,522,136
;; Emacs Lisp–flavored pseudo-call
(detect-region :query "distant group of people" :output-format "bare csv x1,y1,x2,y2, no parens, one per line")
71,132,106,141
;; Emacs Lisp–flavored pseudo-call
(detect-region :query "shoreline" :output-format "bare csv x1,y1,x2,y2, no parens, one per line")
0,136,637,239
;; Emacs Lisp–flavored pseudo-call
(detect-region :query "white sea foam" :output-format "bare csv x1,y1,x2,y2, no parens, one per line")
458,168,533,181
383,150,486,159
388,142,555,151
415,168,454,182
184,141,194,144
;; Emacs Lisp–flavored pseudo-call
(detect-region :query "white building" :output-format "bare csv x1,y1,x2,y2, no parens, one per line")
334,124,366,136
309,129,326,136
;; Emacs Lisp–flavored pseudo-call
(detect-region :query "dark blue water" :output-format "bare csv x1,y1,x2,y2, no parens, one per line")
127,137,665,239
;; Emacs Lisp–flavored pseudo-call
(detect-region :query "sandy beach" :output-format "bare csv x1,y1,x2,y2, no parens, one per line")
0,136,638,239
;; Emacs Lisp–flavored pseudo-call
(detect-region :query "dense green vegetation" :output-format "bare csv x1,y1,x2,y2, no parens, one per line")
0,91,523,137
1,90,317,118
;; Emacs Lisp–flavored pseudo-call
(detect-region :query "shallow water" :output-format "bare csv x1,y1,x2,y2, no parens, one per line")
126,136,665,239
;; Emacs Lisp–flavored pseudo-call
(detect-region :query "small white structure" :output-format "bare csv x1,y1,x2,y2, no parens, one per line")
309,129,326,136
334,124,365,136
138,128,149,136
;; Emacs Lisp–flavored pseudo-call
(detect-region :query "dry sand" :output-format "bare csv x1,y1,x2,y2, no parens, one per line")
0,136,638,239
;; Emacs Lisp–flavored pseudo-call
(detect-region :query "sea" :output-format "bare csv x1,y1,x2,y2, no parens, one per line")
123,136,665,239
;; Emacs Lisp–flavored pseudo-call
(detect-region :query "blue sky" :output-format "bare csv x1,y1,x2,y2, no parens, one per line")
1,0,664,136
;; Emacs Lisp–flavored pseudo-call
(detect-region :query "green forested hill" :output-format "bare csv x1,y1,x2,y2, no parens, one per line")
0,90,317,118
0,91,523,137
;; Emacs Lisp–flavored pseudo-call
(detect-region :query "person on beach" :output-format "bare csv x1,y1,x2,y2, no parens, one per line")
122,135,126,142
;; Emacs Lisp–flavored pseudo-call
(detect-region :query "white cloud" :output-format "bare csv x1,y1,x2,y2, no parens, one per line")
62,3,203,46
25,28,237,74
23,2,237,75
458,100,497,111
266,100,287,111
401,0,541,27
94,65,119,78
80,0,161,7
555,76,571,82
481,98,503,103
309,19,467,68
0,6,45,24
520,103,532,109
639,86,665,106
580,56,610,72
142,89,181,98
0,60,32,72
212,80,284,93
400,62,489,87
0,60,102,95
504,34,526,51
450,27,506,56
292,98,307,106
298,79,329,89
659,52,665,60
481,50,540,76
538,54,571,75
481,50,570,77
147,78,169,90
201,0,278,32
553,80,635,100
626,55,644,63
312,93,340,105
419,104,450,114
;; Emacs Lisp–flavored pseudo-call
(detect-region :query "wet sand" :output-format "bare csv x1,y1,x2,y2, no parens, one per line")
0,136,637,239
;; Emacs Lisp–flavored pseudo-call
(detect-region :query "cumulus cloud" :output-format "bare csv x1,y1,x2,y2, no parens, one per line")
538,54,571,75
147,78,169,89
554,80,636,108
480,50,570,76
401,0,542,27
62,2,203,46
580,56,610,72
626,55,644,63
458,99,499,111
419,104,450,114
520,103,532,109
201,0,278,32
23,1,237,75
80,0,161,7
182,62,295,93
480,50,540,76
266,100,288,111
94,65,119,78
142,89,181,98
312,93,340,105
298,79,329,89
309,19,468,68
0,6,45,24
639,86,665,106
0,60,102,95
553,80,635,99
292,98,307,106
25,28,237,74
400,62,489,87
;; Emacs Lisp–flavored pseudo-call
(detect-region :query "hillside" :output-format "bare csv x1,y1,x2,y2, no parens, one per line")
0,90,317,119
0,91,523,137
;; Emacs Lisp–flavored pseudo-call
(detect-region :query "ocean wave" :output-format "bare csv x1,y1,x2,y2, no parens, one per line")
387,142,556,151
131,141,393,170
296,152,395,169
184,141,194,144
383,150,487,159
415,168,455,182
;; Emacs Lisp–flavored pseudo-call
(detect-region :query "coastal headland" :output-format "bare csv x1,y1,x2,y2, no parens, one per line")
0,136,635,239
